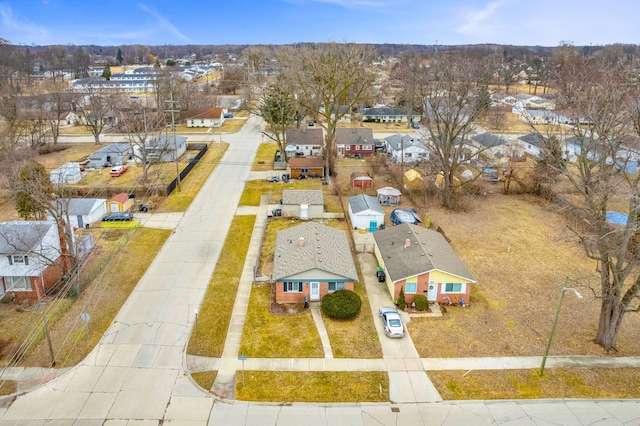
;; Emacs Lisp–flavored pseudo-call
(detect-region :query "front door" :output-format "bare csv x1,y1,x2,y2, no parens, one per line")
310,282,320,301
427,282,438,302
300,204,309,219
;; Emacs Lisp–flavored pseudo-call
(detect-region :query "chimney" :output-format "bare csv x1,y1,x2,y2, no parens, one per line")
299,237,305,247
404,239,411,249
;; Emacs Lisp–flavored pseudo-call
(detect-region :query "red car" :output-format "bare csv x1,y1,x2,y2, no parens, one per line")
110,165,127,177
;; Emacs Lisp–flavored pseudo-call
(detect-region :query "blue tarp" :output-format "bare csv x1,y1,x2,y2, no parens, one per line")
606,212,628,226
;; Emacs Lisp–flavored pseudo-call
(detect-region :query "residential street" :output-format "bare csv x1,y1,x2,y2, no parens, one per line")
0,117,638,425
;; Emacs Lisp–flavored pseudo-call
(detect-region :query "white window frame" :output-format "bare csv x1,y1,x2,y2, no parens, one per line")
444,283,463,293
405,282,417,294
6,276,29,291
12,255,26,264
283,281,303,293
327,282,345,292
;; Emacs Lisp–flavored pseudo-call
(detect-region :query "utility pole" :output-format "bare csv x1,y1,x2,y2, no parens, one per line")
36,273,55,367
165,90,180,192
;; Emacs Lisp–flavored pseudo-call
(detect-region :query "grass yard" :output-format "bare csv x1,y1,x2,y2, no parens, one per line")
429,368,640,400
239,285,324,358
408,193,640,359
240,178,324,207
187,215,256,357
235,371,388,402
252,142,279,171
155,142,228,212
12,227,171,367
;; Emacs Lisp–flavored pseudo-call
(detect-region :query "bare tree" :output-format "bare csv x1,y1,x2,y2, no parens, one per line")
72,88,115,144
277,42,376,175
414,52,493,209
532,55,640,351
253,86,298,161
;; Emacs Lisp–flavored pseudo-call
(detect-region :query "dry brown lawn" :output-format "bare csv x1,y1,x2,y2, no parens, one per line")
408,193,640,358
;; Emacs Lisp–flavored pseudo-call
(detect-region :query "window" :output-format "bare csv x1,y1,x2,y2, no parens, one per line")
283,281,303,292
346,146,350,151
355,145,360,150
301,168,309,173
445,283,462,293
6,276,29,291
328,282,345,292
405,282,417,294
363,145,371,151
8,255,28,265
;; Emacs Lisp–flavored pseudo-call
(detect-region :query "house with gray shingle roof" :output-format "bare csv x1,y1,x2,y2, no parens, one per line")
285,128,323,158
272,222,357,303
49,198,107,229
334,128,374,158
0,221,68,303
281,190,324,219
373,223,476,306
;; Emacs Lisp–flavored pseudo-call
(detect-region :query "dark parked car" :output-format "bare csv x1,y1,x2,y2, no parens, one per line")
102,212,134,222
390,208,421,225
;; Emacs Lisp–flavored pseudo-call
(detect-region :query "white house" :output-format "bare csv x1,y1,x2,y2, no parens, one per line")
185,108,226,128
517,133,546,158
50,198,107,230
384,134,430,164
348,194,385,231
144,134,187,163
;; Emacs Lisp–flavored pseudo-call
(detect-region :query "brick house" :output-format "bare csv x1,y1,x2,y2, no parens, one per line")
334,128,375,158
272,222,357,304
0,221,69,303
373,223,476,306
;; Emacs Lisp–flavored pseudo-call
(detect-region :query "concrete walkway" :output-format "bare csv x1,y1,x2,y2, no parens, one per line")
210,196,270,399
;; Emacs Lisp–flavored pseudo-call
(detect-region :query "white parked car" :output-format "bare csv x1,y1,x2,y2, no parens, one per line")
378,306,405,338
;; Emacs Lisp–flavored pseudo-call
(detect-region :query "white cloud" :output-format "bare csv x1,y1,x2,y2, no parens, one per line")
283,0,407,9
0,3,49,42
456,0,510,35
137,3,194,44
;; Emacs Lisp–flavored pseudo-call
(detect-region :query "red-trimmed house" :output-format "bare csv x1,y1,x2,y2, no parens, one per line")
335,128,375,158
0,221,69,303
372,223,476,306
272,222,357,304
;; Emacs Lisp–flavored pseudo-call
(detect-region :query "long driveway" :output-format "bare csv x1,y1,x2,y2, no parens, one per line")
0,115,265,423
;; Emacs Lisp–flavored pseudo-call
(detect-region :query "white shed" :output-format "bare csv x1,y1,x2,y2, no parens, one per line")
348,194,385,231
281,190,324,219
50,162,81,184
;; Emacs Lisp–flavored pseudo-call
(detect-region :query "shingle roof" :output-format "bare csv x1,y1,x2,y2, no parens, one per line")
334,128,374,145
272,222,357,281
285,128,323,146
349,194,383,215
287,157,324,168
0,221,55,254
471,132,509,148
184,107,224,120
282,190,323,205
518,133,545,148
55,198,106,216
373,223,476,283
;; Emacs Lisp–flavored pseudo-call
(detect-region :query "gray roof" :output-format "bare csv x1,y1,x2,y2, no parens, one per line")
0,221,55,254
272,222,357,281
471,132,509,148
285,128,323,147
55,198,105,215
334,128,374,145
384,134,427,151
282,190,323,205
518,133,545,148
145,134,187,150
373,223,476,283
90,143,131,158
349,194,384,215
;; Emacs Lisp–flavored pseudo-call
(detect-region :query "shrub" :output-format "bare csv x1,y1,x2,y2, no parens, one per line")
397,287,406,310
412,295,429,311
321,290,361,319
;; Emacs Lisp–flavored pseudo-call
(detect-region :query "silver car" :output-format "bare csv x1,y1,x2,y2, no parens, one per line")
378,306,405,338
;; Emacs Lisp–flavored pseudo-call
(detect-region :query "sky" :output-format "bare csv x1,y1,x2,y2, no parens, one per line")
0,0,639,48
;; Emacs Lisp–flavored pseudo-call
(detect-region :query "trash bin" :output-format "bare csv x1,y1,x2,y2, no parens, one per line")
275,209,282,217
304,296,308,309
138,204,149,212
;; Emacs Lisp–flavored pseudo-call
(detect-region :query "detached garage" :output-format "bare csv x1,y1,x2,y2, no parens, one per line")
107,193,134,213
348,194,385,231
281,190,324,219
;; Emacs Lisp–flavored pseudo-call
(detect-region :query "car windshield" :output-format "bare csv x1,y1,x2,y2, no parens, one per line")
388,318,402,327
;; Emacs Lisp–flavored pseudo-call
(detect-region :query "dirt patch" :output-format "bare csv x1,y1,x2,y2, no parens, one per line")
267,284,307,315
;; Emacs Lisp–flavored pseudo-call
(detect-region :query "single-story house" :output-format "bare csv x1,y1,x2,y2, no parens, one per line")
285,128,323,158
351,172,373,189
286,157,324,179
50,198,107,230
89,143,131,169
184,107,226,128
348,194,384,231
469,132,522,161
281,190,324,219
272,222,357,304
362,107,417,124
334,128,375,158
320,105,351,122
377,187,401,206
0,221,68,303
144,134,187,163
385,134,430,164
50,162,81,184
106,193,134,213
517,133,547,158
373,223,477,306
